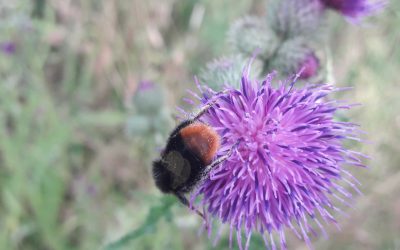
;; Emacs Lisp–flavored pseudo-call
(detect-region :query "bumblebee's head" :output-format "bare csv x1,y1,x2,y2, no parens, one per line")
152,160,172,193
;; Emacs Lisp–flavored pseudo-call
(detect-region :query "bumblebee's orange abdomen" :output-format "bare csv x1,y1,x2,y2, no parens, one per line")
179,123,220,165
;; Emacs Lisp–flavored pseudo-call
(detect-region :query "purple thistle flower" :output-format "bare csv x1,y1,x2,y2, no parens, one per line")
298,53,320,80
320,0,387,21
186,64,365,249
1,41,16,55
138,80,155,92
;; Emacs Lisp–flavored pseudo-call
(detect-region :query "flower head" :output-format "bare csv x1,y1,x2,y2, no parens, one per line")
137,80,155,92
268,0,325,39
268,38,319,79
132,80,165,114
1,41,16,55
320,0,386,21
298,53,320,79
228,16,279,60
187,64,365,249
199,55,247,91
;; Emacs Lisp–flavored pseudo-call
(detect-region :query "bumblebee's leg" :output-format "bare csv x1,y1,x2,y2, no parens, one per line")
189,101,215,122
202,140,240,178
189,90,231,122
174,191,205,220
202,154,230,177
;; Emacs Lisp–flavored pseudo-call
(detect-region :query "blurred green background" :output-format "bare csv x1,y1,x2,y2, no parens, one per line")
0,1,399,250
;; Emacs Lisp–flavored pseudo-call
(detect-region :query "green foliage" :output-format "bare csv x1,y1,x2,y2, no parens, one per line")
0,30,71,250
104,196,175,250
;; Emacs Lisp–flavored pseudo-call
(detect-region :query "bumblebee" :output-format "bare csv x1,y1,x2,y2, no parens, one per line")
152,99,236,218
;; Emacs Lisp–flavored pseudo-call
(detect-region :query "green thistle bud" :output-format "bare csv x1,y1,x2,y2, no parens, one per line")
200,55,262,90
126,115,151,136
152,108,174,137
228,16,279,60
127,81,173,148
267,0,324,40
199,55,245,90
268,37,318,77
132,81,164,114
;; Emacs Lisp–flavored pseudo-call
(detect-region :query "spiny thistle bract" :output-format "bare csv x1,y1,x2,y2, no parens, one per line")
199,55,262,91
199,56,246,91
186,64,364,250
320,0,387,22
